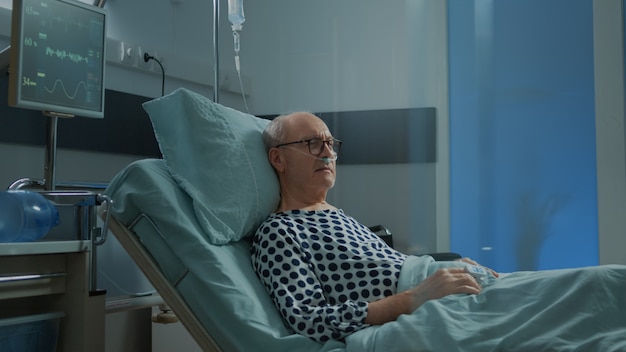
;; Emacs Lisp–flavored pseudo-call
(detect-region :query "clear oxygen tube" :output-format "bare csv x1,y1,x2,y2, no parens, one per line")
228,0,249,113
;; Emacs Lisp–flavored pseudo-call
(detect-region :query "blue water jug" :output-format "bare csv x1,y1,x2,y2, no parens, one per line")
0,190,60,243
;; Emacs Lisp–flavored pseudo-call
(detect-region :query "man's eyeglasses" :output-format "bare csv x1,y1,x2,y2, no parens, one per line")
275,138,342,156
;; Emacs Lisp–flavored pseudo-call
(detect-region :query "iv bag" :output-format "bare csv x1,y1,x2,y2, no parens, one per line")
228,0,245,31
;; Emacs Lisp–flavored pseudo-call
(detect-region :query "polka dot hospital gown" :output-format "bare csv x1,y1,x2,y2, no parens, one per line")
251,209,408,343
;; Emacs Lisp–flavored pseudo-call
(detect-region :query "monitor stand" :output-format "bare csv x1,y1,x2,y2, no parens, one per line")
43,111,74,191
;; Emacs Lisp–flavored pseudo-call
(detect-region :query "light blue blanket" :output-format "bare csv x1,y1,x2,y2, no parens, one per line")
347,255,626,351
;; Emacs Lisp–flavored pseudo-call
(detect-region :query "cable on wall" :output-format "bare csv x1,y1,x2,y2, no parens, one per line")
144,53,165,97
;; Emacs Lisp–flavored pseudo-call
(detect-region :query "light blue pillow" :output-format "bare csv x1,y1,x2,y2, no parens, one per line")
142,88,279,245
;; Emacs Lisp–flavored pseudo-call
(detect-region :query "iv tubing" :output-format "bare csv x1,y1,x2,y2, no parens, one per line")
232,30,249,112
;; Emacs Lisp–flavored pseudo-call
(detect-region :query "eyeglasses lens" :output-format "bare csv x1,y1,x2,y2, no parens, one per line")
308,139,341,155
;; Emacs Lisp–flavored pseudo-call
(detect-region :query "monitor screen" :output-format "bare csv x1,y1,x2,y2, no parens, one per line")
8,0,106,119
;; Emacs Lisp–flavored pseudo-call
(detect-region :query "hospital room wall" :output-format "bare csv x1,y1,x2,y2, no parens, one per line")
1,0,624,260
98,0,626,266
594,0,626,265
0,0,447,255
98,0,449,255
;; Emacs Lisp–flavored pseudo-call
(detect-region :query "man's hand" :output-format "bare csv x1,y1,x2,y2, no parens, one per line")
405,267,482,312
366,266,482,325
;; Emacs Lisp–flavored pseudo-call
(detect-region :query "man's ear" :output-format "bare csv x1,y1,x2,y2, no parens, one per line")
268,148,285,173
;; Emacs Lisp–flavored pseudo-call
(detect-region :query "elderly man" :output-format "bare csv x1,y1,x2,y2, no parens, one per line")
252,112,626,350
251,112,493,342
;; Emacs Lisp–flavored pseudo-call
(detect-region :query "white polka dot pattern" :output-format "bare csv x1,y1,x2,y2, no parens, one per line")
251,209,408,342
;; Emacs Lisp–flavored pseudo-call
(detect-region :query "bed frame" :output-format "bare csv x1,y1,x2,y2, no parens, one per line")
105,211,221,351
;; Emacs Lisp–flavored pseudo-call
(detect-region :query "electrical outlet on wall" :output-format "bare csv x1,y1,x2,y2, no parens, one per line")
137,46,154,71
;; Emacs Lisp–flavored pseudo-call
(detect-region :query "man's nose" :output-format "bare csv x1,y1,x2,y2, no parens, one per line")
319,141,335,156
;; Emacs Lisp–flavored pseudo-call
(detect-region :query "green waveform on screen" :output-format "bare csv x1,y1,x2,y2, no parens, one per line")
45,46,89,64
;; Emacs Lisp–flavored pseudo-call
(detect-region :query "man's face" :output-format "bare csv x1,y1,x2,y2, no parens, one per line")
278,113,337,193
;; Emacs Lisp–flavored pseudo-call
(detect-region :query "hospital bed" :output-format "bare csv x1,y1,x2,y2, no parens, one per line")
100,88,457,351
102,88,626,351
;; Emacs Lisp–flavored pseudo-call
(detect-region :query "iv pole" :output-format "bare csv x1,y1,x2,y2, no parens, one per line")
213,0,220,103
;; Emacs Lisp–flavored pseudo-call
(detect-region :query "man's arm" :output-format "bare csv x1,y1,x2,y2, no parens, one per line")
365,267,482,325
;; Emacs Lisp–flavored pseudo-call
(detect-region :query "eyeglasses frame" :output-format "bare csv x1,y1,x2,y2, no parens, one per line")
274,138,342,156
